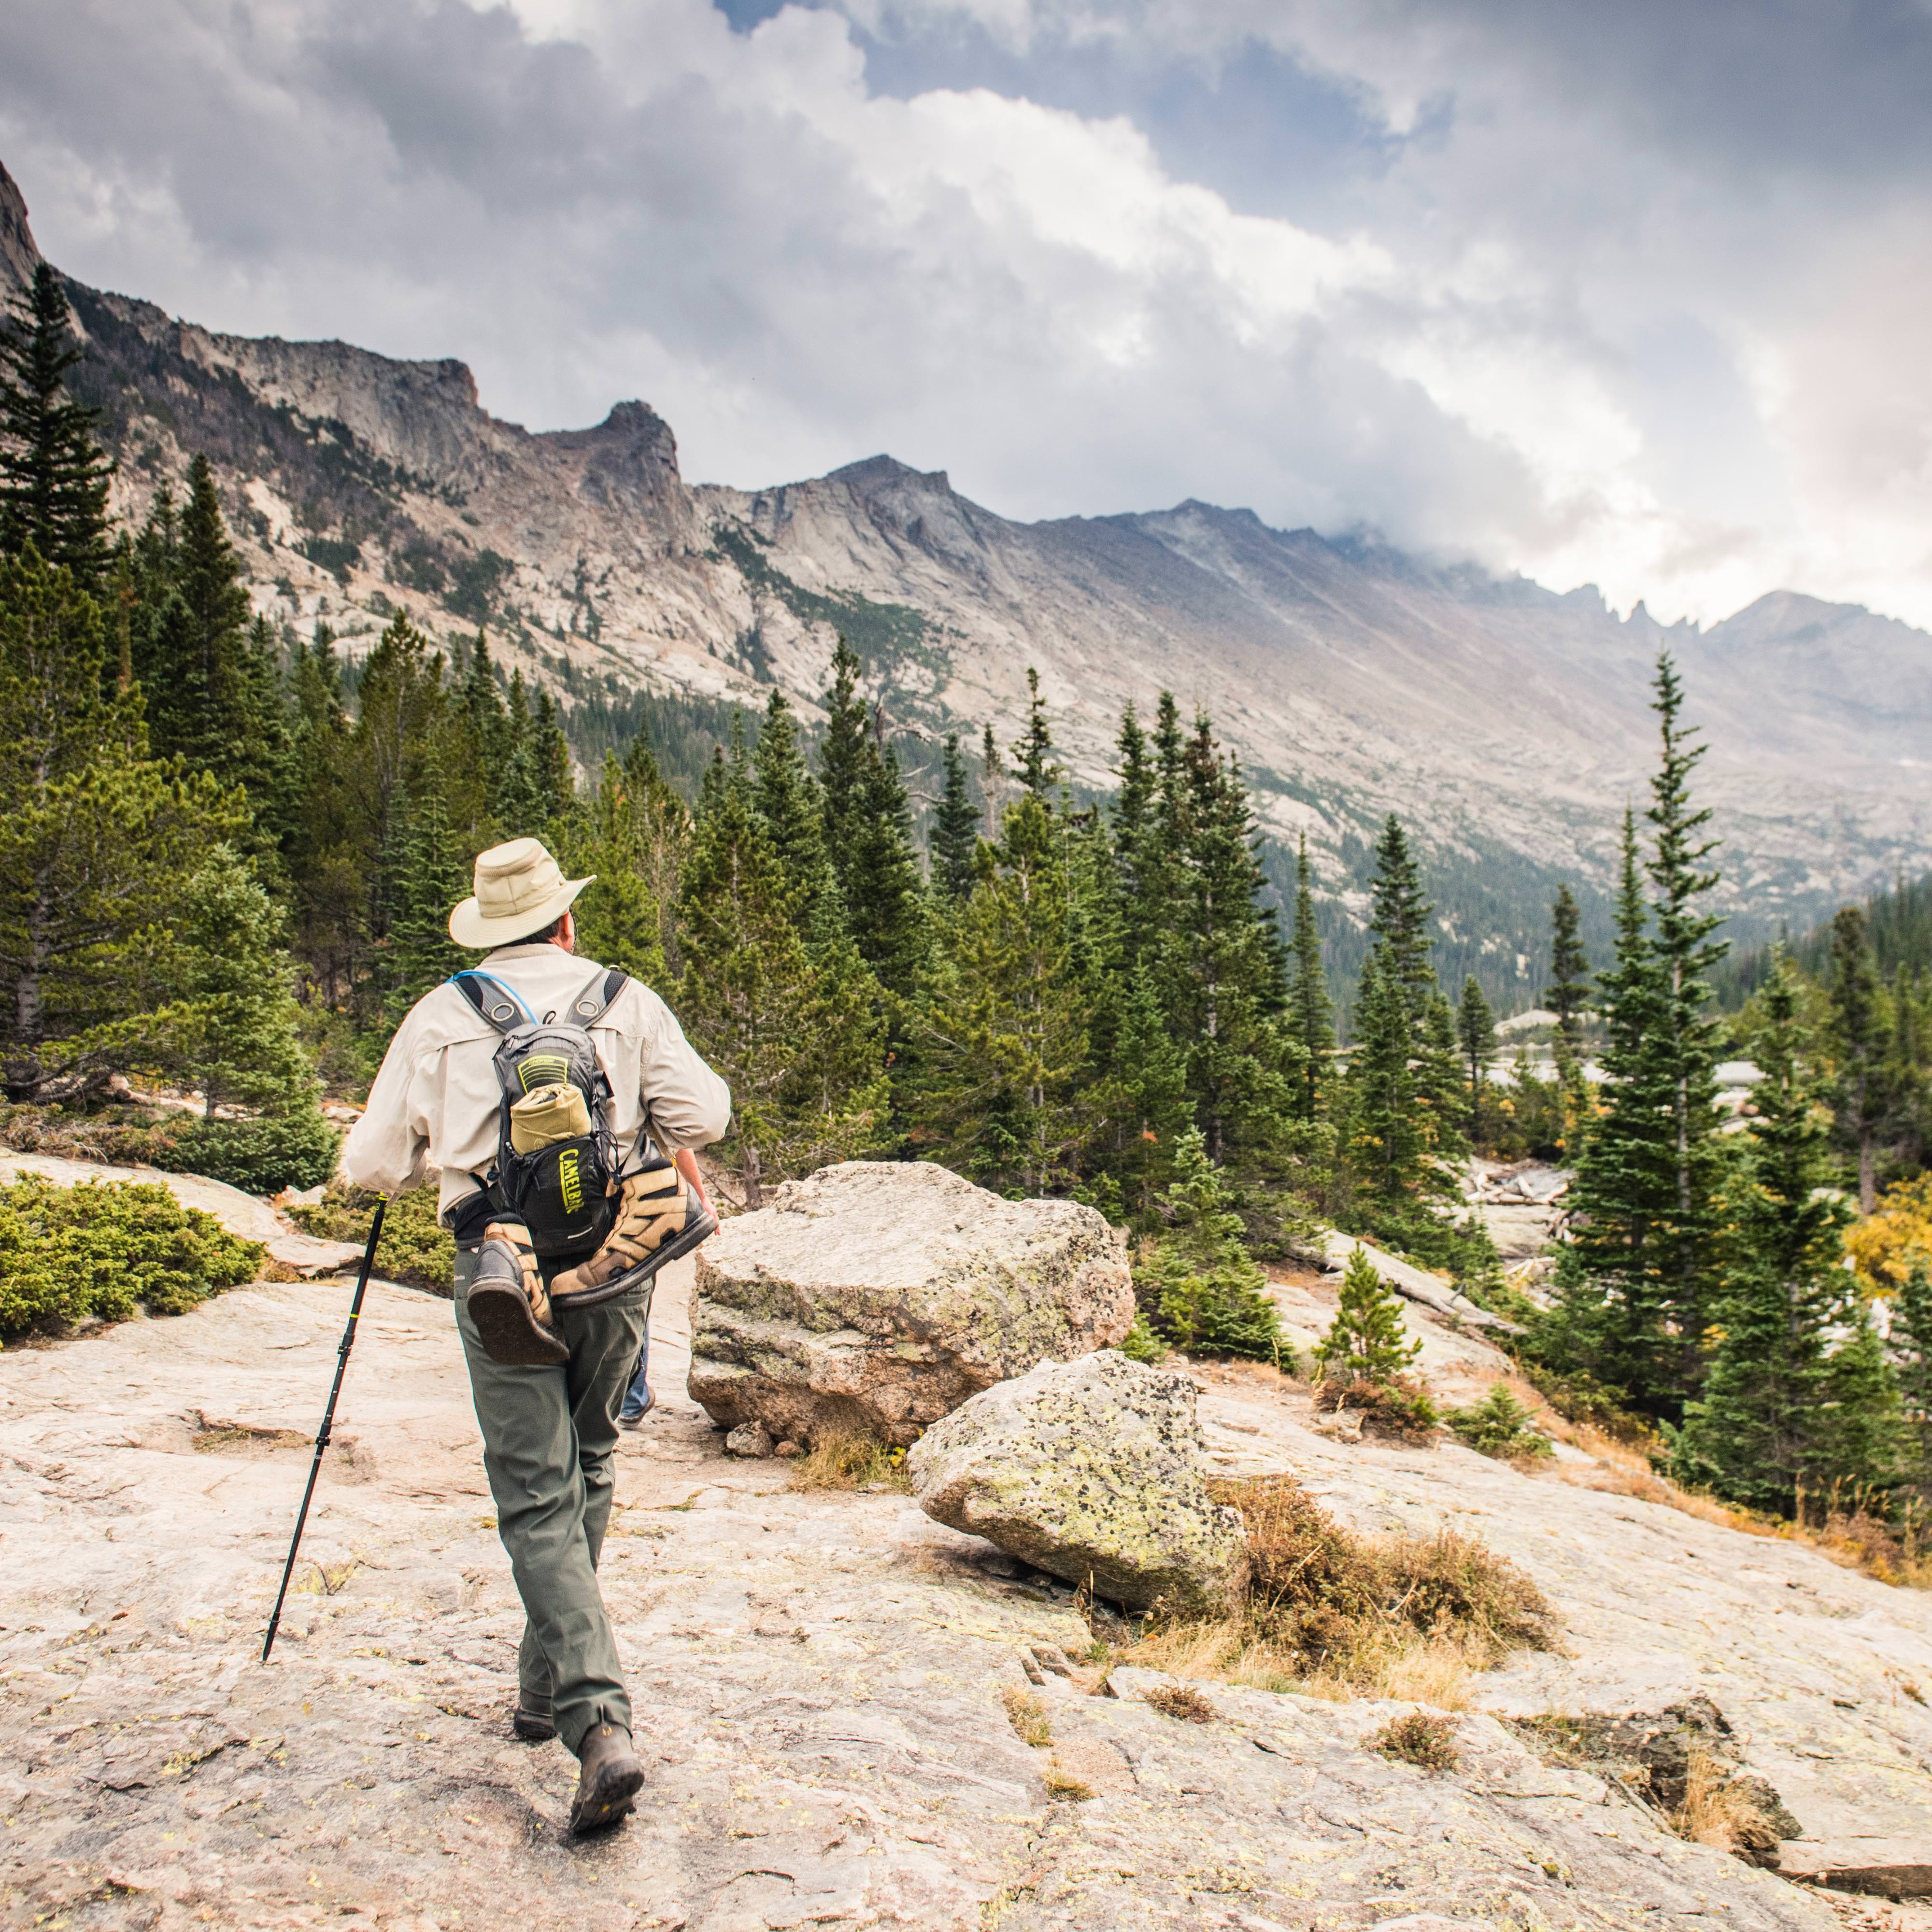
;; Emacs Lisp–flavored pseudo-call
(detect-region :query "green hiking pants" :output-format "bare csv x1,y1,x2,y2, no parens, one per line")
452,1248,653,1756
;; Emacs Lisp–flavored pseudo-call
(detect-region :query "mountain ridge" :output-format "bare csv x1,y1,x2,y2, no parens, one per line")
4,154,1929,1004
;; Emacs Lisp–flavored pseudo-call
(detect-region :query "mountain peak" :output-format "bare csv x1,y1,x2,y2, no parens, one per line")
825,454,952,496
0,158,42,295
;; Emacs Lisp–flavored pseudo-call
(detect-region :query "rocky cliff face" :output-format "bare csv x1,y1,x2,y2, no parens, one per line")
5,155,1929,976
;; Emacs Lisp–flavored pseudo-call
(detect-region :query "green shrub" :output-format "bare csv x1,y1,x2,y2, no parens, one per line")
1448,1384,1554,1461
0,1177,263,1338
1118,1310,1169,1363
287,1182,454,1294
151,1110,340,1193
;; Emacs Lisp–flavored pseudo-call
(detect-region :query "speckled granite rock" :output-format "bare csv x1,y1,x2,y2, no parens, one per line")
907,1350,1251,1612
0,1242,1920,1931
689,1161,1133,1447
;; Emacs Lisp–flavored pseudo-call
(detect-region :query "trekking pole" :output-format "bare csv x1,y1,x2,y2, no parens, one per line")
262,1196,387,1663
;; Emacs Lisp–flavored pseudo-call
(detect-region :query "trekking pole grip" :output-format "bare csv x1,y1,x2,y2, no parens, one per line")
262,1195,387,1663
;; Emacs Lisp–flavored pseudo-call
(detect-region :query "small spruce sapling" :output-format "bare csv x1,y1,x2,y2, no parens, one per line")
1134,1126,1288,1364
1448,1384,1553,1461
1314,1246,1422,1387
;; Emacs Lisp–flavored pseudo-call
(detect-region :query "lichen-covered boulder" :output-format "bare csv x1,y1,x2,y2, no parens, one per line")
688,1161,1133,1448
905,1350,1251,1613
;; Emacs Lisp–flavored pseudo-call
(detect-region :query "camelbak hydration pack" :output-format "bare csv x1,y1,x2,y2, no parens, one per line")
451,966,632,1258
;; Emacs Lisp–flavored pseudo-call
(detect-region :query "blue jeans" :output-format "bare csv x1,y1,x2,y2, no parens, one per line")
618,1323,652,1420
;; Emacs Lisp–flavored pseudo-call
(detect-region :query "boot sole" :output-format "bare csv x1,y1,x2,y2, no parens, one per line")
511,1709,556,1744
568,1758,644,1835
468,1280,570,1366
551,1208,720,1312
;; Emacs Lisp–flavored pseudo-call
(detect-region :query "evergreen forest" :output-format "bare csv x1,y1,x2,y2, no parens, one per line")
9,259,1932,1540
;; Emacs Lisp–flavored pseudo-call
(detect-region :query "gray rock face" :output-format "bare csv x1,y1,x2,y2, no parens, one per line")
688,1161,1132,1448
0,1254,1869,1932
907,1350,1250,1613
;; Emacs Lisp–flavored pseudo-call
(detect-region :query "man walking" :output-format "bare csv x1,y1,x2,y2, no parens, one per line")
344,837,730,1834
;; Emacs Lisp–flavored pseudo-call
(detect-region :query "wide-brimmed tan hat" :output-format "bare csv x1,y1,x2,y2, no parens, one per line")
449,838,595,949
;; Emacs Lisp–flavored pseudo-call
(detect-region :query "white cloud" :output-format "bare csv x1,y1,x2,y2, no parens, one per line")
2,0,1929,629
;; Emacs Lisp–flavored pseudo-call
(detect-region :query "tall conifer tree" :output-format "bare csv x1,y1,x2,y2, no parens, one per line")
1289,833,1334,1121
753,687,832,924
1671,960,1852,1511
1828,905,1887,1213
0,264,114,593
1457,974,1496,1144
1012,667,1060,796
930,732,979,903
1643,653,1728,1396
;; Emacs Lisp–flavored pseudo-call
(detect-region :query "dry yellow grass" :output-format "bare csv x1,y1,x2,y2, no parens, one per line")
1110,1475,1553,1710
1000,1686,1052,1747
787,1425,910,1493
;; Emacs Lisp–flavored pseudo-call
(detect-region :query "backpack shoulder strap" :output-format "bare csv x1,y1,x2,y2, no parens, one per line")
565,966,630,1026
448,971,535,1035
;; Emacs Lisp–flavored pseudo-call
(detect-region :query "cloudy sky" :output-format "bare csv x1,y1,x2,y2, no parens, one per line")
4,0,1930,626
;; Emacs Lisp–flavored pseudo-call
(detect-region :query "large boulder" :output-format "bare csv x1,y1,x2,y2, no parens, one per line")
688,1161,1133,1448
905,1350,1251,1613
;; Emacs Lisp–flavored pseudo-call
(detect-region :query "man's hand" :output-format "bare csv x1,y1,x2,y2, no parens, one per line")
674,1147,710,1213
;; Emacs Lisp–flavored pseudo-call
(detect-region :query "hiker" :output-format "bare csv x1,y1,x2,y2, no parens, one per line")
342,836,730,1835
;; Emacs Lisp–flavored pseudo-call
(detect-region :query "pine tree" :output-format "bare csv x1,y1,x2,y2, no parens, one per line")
1367,814,1433,1020
1828,905,1888,1213
1314,1246,1422,1386
979,721,1004,841
678,748,886,1205
847,718,928,997
914,792,1089,1194
1106,958,1193,1213
0,547,238,1075
1889,1259,1932,1489
1110,704,1160,964
1643,653,1729,1395
0,264,114,594
1160,712,1297,1166
283,625,360,1003
1135,1126,1286,1362
1457,974,1496,1144
1671,959,1854,1513
1547,881,1591,1114
1289,833,1334,1121
156,842,337,1191
134,456,294,838
1547,883,1591,1039
377,756,469,1017
1012,666,1060,796
493,669,548,836
753,687,832,923
556,741,686,987
930,731,979,903
1553,810,1680,1406
1812,1306,1902,1513
819,636,870,884
1346,812,1454,1223
531,689,575,823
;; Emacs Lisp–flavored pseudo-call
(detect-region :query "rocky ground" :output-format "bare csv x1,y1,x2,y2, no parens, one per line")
6,1241,1932,1932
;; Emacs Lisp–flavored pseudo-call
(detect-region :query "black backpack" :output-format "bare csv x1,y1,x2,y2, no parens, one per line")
452,966,631,1259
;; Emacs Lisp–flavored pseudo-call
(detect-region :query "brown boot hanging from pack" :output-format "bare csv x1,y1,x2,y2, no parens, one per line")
549,1164,718,1310
468,1219,569,1366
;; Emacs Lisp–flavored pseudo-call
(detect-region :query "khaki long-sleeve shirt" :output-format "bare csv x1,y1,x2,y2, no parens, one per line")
341,943,732,1223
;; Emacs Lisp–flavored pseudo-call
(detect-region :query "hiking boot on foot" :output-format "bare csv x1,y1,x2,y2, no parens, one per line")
568,1722,644,1835
469,1221,569,1367
511,1690,556,1744
549,1164,717,1311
